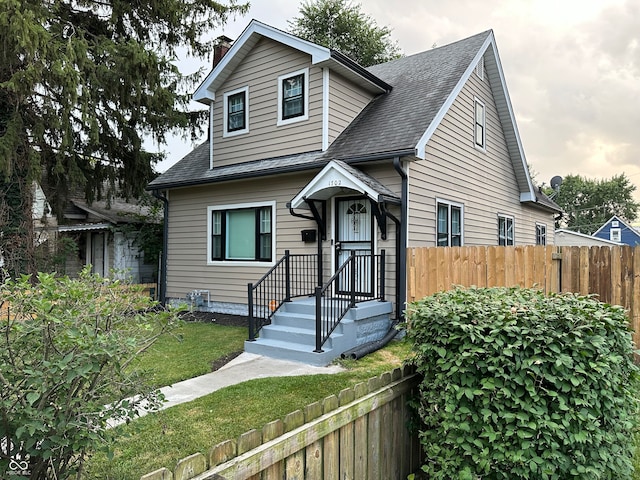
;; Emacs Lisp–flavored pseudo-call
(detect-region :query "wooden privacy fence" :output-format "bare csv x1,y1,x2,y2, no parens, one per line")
141,366,422,480
407,245,640,345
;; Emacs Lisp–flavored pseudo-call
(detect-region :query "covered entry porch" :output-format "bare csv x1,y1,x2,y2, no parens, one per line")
245,160,401,365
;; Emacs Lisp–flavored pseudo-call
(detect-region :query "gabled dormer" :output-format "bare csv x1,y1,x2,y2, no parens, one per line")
192,20,391,169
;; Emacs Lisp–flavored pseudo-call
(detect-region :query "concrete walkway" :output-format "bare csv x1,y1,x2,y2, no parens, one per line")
109,353,345,427
158,352,345,409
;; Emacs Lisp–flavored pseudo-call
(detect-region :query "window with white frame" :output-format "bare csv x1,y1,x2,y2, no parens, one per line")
437,201,463,246
536,223,547,245
474,98,486,150
277,68,309,125
223,86,249,137
610,228,621,243
208,202,274,263
498,215,514,246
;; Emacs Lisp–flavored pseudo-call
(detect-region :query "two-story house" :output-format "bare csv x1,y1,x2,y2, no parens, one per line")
148,20,560,364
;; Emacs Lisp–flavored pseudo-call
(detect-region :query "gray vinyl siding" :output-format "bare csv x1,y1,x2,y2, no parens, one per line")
165,162,401,308
328,72,374,145
358,162,402,302
166,172,318,304
407,64,555,247
212,38,323,167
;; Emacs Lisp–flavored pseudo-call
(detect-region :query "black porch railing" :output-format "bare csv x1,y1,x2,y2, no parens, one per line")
314,250,385,352
247,251,318,341
248,250,386,352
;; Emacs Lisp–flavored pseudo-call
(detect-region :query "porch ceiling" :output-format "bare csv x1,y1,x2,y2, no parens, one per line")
290,160,400,209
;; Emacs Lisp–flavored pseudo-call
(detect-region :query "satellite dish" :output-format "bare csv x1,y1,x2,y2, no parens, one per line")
550,176,563,190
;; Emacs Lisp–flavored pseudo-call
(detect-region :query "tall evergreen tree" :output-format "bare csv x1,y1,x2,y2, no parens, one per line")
0,0,248,277
554,173,640,234
288,0,402,67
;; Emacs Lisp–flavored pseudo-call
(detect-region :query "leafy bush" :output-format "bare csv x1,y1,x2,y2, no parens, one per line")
0,269,180,479
406,287,640,479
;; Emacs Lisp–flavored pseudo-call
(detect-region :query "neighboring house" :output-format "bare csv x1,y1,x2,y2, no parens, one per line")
148,20,560,363
592,215,640,246
554,229,622,247
0,183,58,270
58,198,159,282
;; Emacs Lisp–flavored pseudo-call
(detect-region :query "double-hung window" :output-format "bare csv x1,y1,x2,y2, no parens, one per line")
474,98,486,150
610,228,621,242
223,86,249,137
208,202,274,263
536,223,547,245
498,215,514,246
437,201,463,246
277,68,309,125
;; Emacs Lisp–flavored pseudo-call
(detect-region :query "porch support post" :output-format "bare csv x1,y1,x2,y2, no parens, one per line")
284,250,291,302
314,286,324,353
380,249,386,302
349,250,357,308
247,282,256,341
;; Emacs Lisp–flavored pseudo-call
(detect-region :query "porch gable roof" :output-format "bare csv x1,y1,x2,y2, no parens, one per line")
290,160,400,209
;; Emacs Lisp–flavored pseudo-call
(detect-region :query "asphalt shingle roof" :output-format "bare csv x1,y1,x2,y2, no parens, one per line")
327,31,491,159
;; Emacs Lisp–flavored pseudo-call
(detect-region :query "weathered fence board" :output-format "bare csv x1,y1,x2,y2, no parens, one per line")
142,368,421,480
407,245,640,346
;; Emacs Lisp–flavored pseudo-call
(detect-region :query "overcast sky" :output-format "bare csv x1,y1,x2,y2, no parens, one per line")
154,0,640,199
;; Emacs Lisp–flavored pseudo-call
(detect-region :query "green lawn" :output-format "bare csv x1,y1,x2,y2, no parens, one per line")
129,321,247,389
83,334,412,480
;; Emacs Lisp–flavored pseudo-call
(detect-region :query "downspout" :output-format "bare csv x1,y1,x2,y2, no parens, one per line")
393,157,408,320
152,189,169,306
340,158,407,361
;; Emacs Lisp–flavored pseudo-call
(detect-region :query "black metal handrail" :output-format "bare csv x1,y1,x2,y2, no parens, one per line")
314,250,385,352
248,250,318,341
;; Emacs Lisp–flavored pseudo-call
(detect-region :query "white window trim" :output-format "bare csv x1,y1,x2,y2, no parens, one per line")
610,228,621,243
536,223,547,246
435,198,464,246
498,214,515,246
223,86,249,138
474,97,486,152
207,200,276,266
277,67,309,126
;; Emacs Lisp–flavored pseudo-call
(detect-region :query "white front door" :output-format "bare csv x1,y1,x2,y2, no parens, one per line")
336,197,373,295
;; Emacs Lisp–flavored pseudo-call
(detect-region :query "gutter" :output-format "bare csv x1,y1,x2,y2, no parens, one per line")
329,50,393,92
145,149,416,192
152,189,169,306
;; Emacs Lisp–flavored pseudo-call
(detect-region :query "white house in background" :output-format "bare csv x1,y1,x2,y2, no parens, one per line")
58,198,159,282
554,229,622,247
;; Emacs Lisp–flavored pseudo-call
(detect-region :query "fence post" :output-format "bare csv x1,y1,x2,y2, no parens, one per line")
350,251,357,308
380,250,386,302
314,286,323,353
284,250,291,302
247,283,255,341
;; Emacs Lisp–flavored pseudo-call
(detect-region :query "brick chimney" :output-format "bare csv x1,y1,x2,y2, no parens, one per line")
212,35,233,67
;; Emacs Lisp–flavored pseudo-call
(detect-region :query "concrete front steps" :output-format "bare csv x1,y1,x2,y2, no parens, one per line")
244,297,393,366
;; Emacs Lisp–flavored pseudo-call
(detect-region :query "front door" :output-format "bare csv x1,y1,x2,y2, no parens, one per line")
336,197,373,295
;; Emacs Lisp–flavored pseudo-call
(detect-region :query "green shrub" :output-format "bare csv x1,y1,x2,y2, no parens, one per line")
0,269,180,479
406,287,640,479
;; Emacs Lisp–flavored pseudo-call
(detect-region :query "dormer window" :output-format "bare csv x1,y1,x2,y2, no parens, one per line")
278,68,309,126
223,86,249,137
